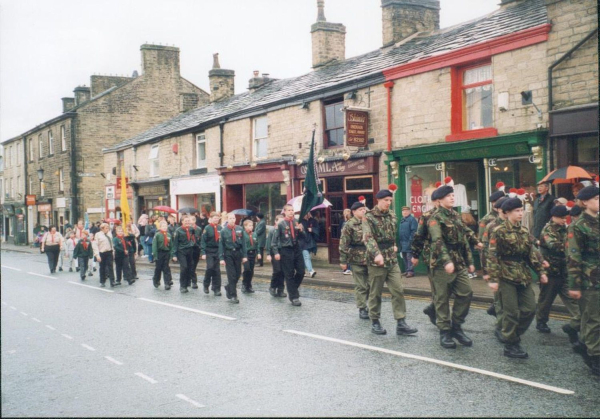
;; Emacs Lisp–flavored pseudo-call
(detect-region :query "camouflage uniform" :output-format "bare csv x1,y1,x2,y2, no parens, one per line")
488,220,547,344
363,206,407,321
411,207,439,285
478,210,498,265
428,206,474,331
481,216,504,330
567,212,599,357
537,221,581,330
339,216,369,310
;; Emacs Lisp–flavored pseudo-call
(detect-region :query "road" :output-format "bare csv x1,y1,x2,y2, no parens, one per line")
1,250,598,417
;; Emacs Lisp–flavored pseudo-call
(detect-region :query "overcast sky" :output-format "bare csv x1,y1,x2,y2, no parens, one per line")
0,0,500,142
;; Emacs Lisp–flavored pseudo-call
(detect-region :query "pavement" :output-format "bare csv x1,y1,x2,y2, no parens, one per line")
1,241,570,314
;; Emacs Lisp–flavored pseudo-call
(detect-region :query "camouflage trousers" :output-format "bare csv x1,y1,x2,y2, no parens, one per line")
580,289,599,357
367,263,406,321
431,268,473,331
498,280,536,344
351,264,369,309
536,275,581,330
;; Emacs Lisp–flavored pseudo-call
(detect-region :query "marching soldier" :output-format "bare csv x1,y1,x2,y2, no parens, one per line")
536,205,581,339
488,197,548,359
242,219,260,293
201,212,223,296
567,186,599,376
339,201,369,319
363,185,417,336
152,220,173,290
219,213,247,304
266,215,286,298
172,215,197,293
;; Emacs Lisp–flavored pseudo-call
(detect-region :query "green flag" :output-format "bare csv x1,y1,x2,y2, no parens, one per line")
299,130,324,220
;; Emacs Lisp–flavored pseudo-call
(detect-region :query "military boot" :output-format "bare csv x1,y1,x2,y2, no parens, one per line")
440,331,456,349
486,303,497,317
359,308,369,320
573,339,588,356
396,319,418,335
504,343,528,359
536,321,551,333
451,323,473,347
423,303,436,325
562,324,579,344
371,320,387,335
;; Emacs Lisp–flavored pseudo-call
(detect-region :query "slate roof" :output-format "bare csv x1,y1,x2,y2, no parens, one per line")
105,0,548,153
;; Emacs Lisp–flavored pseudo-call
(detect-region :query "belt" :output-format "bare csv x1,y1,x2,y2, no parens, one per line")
378,242,394,250
500,255,526,262
445,243,463,251
350,244,366,249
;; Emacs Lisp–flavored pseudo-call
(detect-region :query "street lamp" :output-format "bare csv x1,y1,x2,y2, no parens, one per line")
37,168,44,181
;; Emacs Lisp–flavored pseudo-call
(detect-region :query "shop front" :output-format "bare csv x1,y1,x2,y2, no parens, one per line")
130,180,169,220
170,174,221,218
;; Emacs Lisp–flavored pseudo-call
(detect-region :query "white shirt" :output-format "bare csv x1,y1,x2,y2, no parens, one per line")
95,231,114,253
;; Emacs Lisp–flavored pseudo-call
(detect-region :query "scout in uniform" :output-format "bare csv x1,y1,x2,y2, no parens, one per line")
125,227,138,280
172,215,197,293
219,213,247,304
242,219,261,293
266,214,286,297
201,212,223,296
152,221,173,290
488,197,548,359
73,230,93,281
567,186,599,376
255,212,267,267
190,216,203,289
339,201,370,319
363,184,417,336
113,226,135,285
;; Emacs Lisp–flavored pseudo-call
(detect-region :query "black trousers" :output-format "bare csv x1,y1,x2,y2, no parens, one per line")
224,249,242,298
153,250,172,286
45,245,60,272
280,245,305,300
128,252,137,278
99,251,115,284
242,250,256,288
177,247,194,289
270,252,285,291
204,248,222,290
258,246,265,266
115,254,132,283
78,257,89,280
190,246,201,284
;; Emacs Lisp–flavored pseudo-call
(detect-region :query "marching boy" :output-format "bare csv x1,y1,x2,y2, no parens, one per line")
153,220,173,290
73,230,93,281
64,231,78,272
242,219,261,293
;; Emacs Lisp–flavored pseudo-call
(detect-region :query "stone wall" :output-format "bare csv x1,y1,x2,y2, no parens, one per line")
382,0,440,47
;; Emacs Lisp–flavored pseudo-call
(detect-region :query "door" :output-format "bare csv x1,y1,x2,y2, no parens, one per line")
327,194,344,263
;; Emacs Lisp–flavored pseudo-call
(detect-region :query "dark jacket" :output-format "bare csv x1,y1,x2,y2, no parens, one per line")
299,218,319,254
398,214,418,253
533,193,555,238
255,219,267,248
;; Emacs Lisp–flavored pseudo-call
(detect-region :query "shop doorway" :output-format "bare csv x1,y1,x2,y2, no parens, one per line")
446,161,483,233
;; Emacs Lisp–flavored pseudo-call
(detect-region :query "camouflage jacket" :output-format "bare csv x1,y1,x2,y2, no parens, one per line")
363,206,398,267
411,207,438,262
488,220,546,285
428,206,474,271
567,212,599,291
477,210,499,242
539,221,567,278
339,217,367,266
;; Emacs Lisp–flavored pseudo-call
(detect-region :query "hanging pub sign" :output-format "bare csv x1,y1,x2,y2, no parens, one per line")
345,109,369,147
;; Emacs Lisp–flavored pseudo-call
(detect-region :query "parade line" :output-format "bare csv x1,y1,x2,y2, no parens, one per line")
283,330,575,395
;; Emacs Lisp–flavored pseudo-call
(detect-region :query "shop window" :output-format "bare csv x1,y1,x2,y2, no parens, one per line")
61,125,67,151
488,157,536,196
300,179,325,194
345,176,373,192
326,177,344,192
39,134,44,159
58,169,64,193
48,130,54,155
324,99,344,148
447,62,497,142
196,133,206,168
575,135,599,174
245,183,286,225
149,145,159,177
253,117,268,159
28,138,34,162
405,165,442,218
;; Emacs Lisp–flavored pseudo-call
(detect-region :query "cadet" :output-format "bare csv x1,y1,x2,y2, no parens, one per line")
125,228,138,280
201,212,223,296
272,204,305,306
152,220,173,290
536,205,581,339
113,226,135,285
190,216,203,289
266,214,286,298
363,185,417,336
428,182,477,348
255,213,267,267
339,201,369,319
242,219,260,293
567,186,599,376
219,213,247,304
172,215,197,293
488,198,548,359
73,230,93,281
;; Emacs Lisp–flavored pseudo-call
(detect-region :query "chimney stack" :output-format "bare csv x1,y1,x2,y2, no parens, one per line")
62,97,75,112
209,53,235,102
381,0,440,47
311,0,346,69
141,44,180,80
248,70,276,91
73,86,91,106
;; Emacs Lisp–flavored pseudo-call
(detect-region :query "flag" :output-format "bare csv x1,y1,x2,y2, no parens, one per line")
120,166,131,233
299,129,324,220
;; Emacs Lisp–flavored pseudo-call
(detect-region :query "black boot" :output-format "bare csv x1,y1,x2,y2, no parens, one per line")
241,285,249,294
591,356,600,376
192,283,199,289
486,303,497,317
440,330,456,349
214,289,222,296
359,308,369,320
573,339,587,355
269,287,277,297
451,323,473,346
371,320,387,335
504,342,528,358
562,324,579,344
203,284,210,294
536,321,551,333
423,303,436,325
276,289,287,298
396,318,418,335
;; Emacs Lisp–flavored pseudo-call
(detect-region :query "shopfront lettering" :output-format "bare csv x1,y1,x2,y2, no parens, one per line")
345,110,368,147
299,158,367,176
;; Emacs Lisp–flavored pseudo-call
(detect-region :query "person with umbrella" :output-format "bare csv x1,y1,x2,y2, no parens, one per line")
201,212,223,296
172,215,198,293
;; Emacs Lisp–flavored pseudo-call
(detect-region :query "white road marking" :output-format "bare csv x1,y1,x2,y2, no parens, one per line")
32,317,41,322
176,394,205,408
61,334,74,340
28,272,55,279
68,281,114,293
20,312,28,316
104,356,123,365
137,298,236,321
9,306,17,310
283,330,575,396
2,265,22,271
46,325,56,331
135,372,158,384
7,350,17,354
81,344,96,351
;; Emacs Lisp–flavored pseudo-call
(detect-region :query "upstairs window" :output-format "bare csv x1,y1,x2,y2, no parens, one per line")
58,168,64,192
29,176,33,195
196,133,206,168
6,146,10,168
16,143,20,166
28,138,34,162
324,99,344,148
149,145,159,177
39,134,44,159
48,130,54,155
60,125,67,151
253,117,268,159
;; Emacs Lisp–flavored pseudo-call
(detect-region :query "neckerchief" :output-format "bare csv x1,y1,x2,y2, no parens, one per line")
211,224,219,242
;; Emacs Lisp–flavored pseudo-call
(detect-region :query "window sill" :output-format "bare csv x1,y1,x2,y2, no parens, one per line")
445,128,498,142
47,154,54,158
190,168,207,175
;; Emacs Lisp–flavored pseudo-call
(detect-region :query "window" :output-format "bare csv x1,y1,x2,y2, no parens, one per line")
48,130,54,155
10,177,14,198
253,117,268,158
117,151,124,175
6,146,10,168
39,134,44,158
447,62,497,142
196,133,206,168
60,125,67,151
58,169,64,192
17,176,21,195
28,138,33,162
324,99,344,148
16,143,20,166
345,176,373,192
29,176,33,195
149,145,159,177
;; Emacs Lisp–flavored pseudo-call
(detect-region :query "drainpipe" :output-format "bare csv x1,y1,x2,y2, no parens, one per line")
219,120,226,167
384,81,395,152
22,136,28,244
69,116,78,223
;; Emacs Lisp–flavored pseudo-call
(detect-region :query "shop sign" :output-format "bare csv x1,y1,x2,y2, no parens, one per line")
38,204,51,212
106,185,115,199
107,199,115,210
299,158,369,177
56,197,66,208
26,195,36,206
138,183,168,196
345,110,369,147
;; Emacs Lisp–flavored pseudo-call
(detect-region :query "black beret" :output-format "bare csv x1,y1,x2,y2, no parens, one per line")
351,202,365,211
375,189,393,199
550,205,569,217
569,205,582,217
489,191,506,202
493,197,509,209
576,186,599,201
431,185,453,201
501,197,523,212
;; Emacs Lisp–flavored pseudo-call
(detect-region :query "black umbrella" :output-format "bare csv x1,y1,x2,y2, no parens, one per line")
178,207,198,214
231,209,256,216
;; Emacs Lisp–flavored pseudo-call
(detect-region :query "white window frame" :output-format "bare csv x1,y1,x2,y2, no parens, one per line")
29,138,34,162
196,133,206,169
29,176,33,195
16,143,20,166
60,125,67,151
5,146,10,168
17,176,21,196
39,135,44,159
48,130,54,155
344,175,374,193
149,145,159,177
10,177,14,198
253,116,268,159
59,169,64,192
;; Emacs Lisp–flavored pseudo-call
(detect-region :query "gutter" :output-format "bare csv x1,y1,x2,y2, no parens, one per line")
384,81,394,152
219,120,226,167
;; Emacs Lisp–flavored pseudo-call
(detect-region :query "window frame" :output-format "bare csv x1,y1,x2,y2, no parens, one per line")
149,144,159,178
196,133,207,168
39,134,44,159
29,176,33,195
344,175,374,193
322,98,345,149
58,168,64,193
252,116,268,159
29,138,34,162
60,125,67,152
16,143,20,166
48,130,54,155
